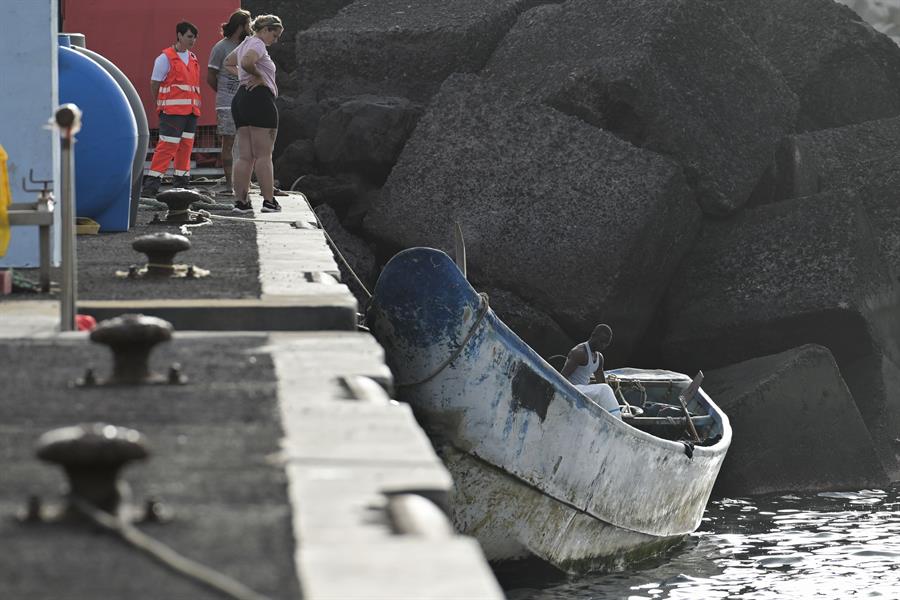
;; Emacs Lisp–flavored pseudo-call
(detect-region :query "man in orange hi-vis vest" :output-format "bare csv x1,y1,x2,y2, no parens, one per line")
142,21,201,198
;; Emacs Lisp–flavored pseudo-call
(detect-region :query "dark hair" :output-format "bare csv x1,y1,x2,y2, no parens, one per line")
221,9,251,38
591,324,613,343
176,21,198,37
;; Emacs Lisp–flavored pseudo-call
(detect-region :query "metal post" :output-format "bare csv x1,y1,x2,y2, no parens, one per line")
39,220,51,293
55,104,81,331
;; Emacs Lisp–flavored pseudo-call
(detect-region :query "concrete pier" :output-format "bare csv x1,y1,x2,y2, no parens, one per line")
77,192,358,331
0,191,503,599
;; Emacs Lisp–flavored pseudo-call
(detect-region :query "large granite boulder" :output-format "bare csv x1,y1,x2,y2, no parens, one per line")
242,0,357,73
662,194,897,369
314,96,424,184
717,0,900,132
761,175,900,294
364,75,699,362
754,115,900,287
274,139,316,191
705,344,889,496
274,92,324,159
292,174,364,216
242,0,356,33
841,347,900,478
661,193,900,477
295,0,534,102
483,0,798,216
759,126,900,293
478,286,575,361
856,172,900,280
792,184,900,288
768,116,900,202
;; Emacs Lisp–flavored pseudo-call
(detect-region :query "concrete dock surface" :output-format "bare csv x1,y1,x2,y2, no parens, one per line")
0,190,504,599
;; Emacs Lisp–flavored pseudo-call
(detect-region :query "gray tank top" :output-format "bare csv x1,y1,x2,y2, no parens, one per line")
568,341,600,386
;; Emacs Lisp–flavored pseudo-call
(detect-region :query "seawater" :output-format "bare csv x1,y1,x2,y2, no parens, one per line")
506,485,900,599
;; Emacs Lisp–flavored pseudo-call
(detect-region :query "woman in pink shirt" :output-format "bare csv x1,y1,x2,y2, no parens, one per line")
224,14,284,214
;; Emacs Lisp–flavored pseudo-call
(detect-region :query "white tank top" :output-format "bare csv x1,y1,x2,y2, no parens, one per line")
567,341,600,386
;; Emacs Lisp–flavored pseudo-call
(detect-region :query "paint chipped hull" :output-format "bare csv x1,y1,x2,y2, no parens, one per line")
444,447,686,572
368,248,732,573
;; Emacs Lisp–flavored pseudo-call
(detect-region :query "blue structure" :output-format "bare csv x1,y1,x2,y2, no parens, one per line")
0,1,59,267
72,43,150,229
58,35,137,232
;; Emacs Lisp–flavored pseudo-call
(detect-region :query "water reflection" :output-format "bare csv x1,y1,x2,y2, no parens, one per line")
506,485,900,599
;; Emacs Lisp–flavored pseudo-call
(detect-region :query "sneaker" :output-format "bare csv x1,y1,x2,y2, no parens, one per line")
232,200,254,215
273,187,289,197
215,188,235,198
261,198,282,213
141,176,161,198
209,181,231,194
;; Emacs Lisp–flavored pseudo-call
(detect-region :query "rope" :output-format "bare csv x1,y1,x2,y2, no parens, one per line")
145,262,178,271
221,180,373,300
139,190,375,301
198,210,304,225
179,214,213,236
289,175,307,192
11,271,42,293
278,183,374,300
631,379,647,407
323,226,373,299
306,207,373,300
69,494,273,600
396,293,490,388
139,197,238,214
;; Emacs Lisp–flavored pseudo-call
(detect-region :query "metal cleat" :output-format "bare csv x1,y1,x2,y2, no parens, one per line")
152,188,211,225
115,232,209,279
75,313,187,387
33,423,149,520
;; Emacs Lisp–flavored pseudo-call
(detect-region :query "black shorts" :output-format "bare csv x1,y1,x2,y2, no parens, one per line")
231,85,279,129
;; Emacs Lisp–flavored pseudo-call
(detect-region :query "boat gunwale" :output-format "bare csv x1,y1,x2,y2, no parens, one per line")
487,309,732,458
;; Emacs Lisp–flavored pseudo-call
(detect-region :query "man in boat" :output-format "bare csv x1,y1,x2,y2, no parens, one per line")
561,324,622,418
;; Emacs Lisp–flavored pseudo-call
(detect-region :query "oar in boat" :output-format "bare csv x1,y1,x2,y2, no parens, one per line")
453,221,466,279
678,371,704,443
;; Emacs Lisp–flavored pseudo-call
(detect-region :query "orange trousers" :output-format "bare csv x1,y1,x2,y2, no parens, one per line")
147,113,197,178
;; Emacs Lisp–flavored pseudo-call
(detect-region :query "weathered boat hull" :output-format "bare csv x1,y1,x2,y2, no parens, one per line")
368,248,731,573
445,447,686,573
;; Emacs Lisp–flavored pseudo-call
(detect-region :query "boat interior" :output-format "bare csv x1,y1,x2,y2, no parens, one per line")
606,372,723,446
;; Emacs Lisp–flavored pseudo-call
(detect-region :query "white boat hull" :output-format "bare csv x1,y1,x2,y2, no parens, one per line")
368,248,732,573
445,447,685,572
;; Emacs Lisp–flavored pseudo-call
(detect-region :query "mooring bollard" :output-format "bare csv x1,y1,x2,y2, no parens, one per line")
55,103,82,331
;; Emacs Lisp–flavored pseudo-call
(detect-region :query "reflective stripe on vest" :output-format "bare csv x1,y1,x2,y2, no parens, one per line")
158,99,201,107
157,47,201,116
159,84,201,93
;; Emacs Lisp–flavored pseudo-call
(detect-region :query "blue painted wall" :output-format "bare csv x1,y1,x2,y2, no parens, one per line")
0,1,60,267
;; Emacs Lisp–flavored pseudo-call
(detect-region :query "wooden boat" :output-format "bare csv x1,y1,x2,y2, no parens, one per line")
367,247,732,574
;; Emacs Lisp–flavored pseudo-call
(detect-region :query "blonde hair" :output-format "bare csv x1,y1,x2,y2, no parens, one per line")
251,14,283,32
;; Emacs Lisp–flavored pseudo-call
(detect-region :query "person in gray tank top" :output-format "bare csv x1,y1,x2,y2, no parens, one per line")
206,9,251,197
561,324,621,418
562,324,612,384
